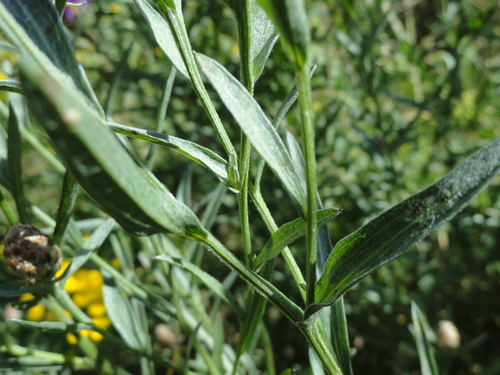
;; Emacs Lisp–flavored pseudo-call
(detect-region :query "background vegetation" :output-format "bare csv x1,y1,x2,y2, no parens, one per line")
1,0,499,373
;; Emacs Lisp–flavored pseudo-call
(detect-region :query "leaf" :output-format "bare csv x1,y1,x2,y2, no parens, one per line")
411,301,439,375
0,0,103,117
134,0,188,78
0,125,10,189
103,276,145,350
249,3,279,80
154,255,243,318
256,0,309,69
8,319,71,331
7,103,28,222
0,79,22,94
232,0,278,87
19,55,206,238
255,209,341,268
52,171,78,246
0,282,50,298
108,122,231,188
196,52,307,217
308,137,500,318
58,219,115,284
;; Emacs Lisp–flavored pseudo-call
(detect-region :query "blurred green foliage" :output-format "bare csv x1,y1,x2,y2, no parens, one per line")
1,0,499,373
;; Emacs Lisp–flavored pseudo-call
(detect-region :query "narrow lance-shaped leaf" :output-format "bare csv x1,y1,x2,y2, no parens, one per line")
134,0,188,78
7,103,29,223
255,208,341,269
411,301,439,375
307,137,500,319
256,0,309,69
0,80,22,94
108,122,231,189
196,52,307,217
103,276,145,350
19,56,206,238
0,0,103,116
58,219,115,284
153,254,244,318
231,0,278,88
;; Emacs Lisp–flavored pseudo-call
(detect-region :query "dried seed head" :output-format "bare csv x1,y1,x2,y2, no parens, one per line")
3,224,62,284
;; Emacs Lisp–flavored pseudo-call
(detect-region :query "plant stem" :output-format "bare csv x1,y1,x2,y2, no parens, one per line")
297,65,318,306
199,232,304,323
155,0,237,164
299,320,343,375
250,185,306,300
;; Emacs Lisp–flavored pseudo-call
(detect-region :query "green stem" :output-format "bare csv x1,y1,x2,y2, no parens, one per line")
155,1,237,164
300,320,342,375
297,65,317,306
236,0,254,268
198,232,304,323
250,185,306,301
238,135,253,268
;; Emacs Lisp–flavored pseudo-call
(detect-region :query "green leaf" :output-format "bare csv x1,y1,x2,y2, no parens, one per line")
256,0,309,69
0,0,104,117
256,209,341,268
0,282,50,298
19,56,206,238
8,319,70,331
108,122,231,189
196,52,307,217
308,138,500,318
134,0,188,78
52,171,78,246
0,79,22,94
58,219,115,284
7,103,28,222
103,276,145,351
154,255,243,318
0,125,10,189
411,301,439,375
232,0,278,88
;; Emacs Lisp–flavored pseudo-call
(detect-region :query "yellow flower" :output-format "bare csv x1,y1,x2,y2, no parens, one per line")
23,256,118,343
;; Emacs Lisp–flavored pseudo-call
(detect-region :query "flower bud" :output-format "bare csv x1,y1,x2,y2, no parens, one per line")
3,224,62,284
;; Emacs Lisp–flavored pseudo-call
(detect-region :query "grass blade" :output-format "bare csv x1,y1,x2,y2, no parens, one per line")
309,137,500,318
